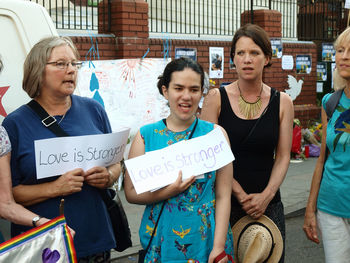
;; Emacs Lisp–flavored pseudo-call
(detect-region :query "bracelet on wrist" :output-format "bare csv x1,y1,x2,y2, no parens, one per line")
107,167,114,186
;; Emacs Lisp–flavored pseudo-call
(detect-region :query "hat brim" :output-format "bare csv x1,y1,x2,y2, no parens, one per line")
232,215,283,263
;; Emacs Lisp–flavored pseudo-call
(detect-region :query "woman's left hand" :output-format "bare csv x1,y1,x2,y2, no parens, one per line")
84,166,111,189
241,193,270,219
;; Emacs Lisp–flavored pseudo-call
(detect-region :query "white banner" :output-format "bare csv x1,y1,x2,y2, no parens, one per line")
35,129,130,179
125,127,234,194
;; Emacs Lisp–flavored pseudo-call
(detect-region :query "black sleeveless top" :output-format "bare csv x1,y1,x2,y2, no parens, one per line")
218,87,281,207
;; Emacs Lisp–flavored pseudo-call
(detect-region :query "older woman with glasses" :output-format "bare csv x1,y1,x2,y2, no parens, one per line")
2,36,120,262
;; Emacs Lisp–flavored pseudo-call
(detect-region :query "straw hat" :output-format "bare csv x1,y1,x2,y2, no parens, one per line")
232,215,283,263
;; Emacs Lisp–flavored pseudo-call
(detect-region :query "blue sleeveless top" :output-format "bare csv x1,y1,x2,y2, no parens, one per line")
138,118,234,262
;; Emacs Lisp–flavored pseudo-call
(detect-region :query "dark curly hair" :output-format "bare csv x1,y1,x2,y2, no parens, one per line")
157,57,205,96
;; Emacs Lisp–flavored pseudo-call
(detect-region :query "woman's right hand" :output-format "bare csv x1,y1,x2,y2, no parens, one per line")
53,168,85,196
166,171,196,196
303,209,320,244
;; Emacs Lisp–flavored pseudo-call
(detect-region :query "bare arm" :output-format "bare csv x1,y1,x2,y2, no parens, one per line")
241,92,294,218
13,168,85,206
201,87,250,217
209,126,233,263
303,108,328,244
124,131,195,205
263,92,294,202
199,88,221,124
0,153,49,226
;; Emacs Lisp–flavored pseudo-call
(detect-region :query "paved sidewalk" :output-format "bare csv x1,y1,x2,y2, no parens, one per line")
281,157,317,217
111,157,318,260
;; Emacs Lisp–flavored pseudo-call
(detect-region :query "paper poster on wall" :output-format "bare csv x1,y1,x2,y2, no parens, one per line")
281,55,294,70
322,43,335,62
317,62,327,81
296,55,312,74
346,0,350,8
76,58,171,142
175,47,197,61
331,62,336,89
209,47,224,78
317,82,323,93
271,38,283,58
229,58,235,69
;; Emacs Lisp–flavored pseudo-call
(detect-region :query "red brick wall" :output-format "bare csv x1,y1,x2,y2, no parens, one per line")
71,35,320,126
70,36,117,60
98,0,149,58
70,2,321,127
242,9,282,38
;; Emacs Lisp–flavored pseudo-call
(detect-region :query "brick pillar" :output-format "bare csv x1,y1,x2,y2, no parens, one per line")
241,9,282,38
99,0,149,59
240,10,282,85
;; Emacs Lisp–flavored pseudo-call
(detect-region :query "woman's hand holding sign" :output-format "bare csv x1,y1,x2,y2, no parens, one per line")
54,168,84,196
166,171,196,197
84,163,121,189
84,166,110,189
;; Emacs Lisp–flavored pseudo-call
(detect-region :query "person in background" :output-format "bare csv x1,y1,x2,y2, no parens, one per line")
200,23,294,262
2,37,120,262
0,57,50,243
303,26,350,263
124,57,234,262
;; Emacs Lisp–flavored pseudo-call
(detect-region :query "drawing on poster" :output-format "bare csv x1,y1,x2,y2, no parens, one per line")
296,55,311,74
317,62,327,82
271,38,282,58
209,47,224,78
322,43,335,62
76,58,171,146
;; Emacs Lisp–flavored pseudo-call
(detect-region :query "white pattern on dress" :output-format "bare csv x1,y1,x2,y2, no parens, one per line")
0,125,11,157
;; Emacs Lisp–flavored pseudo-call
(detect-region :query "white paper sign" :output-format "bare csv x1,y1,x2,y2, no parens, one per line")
282,55,294,70
125,127,234,194
345,0,350,9
35,129,130,179
317,82,323,93
209,47,224,79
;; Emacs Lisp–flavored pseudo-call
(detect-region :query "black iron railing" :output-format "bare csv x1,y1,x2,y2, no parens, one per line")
31,0,347,42
145,0,347,41
145,0,298,38
29,0,111,32
297,0,347,41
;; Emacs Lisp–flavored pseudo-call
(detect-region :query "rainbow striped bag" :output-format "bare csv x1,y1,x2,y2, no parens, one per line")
0,215,76,263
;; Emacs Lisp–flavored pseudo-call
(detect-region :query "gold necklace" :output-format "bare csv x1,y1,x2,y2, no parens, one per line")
237,82,263,119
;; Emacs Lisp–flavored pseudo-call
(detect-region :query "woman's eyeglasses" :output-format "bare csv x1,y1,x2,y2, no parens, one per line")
46,61,83,70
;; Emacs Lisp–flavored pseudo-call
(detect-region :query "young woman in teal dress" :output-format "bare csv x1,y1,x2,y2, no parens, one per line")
124,57,234,263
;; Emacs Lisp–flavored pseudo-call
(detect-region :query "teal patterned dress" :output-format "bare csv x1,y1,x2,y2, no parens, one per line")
139,118,234,263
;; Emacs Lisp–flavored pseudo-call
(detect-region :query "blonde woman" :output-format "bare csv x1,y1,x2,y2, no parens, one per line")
304,27,350,263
